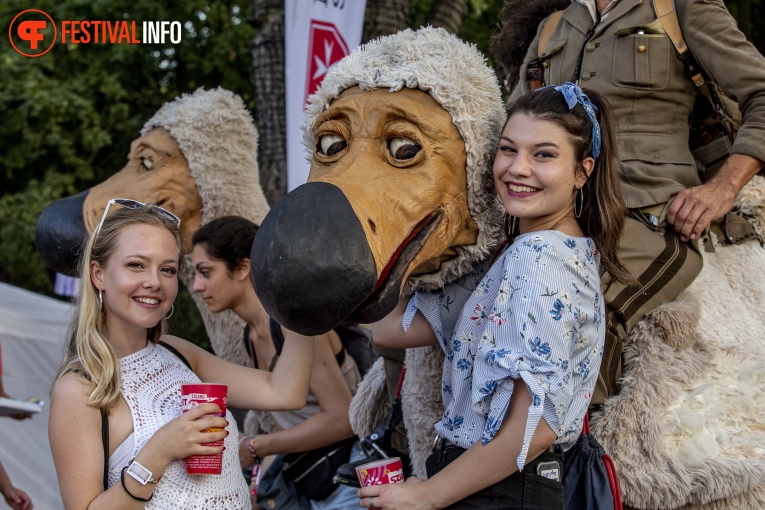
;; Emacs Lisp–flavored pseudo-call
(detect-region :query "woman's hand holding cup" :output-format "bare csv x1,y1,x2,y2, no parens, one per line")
148,403,228,465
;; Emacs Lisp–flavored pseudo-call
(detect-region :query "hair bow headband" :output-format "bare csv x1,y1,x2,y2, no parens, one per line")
544,82,601,162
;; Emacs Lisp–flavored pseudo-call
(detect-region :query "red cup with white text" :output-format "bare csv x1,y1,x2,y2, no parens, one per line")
181,383,228,475
356,456,405,507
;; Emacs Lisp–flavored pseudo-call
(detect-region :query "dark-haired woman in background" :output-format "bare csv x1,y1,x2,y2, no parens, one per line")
192,216,363,510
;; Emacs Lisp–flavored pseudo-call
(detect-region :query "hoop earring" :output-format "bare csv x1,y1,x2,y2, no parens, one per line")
165,305,175,320
574,187,584,218
99,289,104,311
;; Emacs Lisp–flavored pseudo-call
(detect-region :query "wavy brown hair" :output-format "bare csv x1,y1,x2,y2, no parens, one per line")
506,87,635,287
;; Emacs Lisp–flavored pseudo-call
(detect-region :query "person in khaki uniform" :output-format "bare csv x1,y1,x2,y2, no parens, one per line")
507,0,765,405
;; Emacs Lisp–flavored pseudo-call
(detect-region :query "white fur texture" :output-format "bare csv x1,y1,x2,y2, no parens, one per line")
348,358,391,438
594,234,765,509
303,27,506,293
141,88,270,365
591,175,765,509
402,345,445,477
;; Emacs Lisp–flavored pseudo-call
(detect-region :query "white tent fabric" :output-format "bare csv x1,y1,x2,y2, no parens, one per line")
0,282,73,510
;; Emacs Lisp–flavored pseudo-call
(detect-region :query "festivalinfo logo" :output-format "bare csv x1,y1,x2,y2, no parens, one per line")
9,9,182,58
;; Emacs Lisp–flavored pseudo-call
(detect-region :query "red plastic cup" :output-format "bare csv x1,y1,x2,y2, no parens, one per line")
181,383,228,475
356,457,405,507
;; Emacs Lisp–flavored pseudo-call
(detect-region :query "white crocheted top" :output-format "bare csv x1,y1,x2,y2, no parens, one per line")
108,341,249,509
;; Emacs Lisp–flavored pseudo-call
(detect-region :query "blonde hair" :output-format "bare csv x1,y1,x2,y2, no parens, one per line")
54,206,184,410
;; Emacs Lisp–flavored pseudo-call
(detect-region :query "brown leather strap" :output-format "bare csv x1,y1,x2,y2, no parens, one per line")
653,0,688,56
652,0,709,89
653,0,738,131
537,10,564,58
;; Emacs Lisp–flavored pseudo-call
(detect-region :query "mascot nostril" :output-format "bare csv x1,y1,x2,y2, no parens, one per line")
251,182,377,336
35,190,90,276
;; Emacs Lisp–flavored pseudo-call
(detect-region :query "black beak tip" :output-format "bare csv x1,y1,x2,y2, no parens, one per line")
34,190,90,276
250,182,377,336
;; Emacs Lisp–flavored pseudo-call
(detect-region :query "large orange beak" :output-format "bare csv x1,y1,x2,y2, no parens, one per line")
251,87,477,335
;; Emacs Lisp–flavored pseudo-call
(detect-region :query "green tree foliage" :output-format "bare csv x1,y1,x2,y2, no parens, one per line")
0,171,77,290
409,0,504,57
460,0,505,67
0,0,256,348
1,0,256,193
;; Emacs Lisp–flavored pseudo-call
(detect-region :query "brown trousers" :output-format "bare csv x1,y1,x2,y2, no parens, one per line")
593,213,703,405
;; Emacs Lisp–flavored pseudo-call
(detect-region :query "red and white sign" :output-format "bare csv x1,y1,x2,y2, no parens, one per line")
285,0,366,190
305,20,350,105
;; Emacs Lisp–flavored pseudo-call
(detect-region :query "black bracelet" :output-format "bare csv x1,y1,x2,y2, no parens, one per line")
120,466,154,502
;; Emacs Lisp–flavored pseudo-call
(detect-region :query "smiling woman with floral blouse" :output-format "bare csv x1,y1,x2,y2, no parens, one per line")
359,84,635,509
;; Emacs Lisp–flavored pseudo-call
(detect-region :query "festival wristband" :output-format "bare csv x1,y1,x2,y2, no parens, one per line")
121,467,153,502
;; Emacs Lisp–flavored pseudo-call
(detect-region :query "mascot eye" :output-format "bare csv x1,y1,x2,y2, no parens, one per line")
140,157,153,170
388,137,421,161
317,134,347,156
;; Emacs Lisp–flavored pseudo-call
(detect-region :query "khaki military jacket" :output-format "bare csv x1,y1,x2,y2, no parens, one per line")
510,0,765,208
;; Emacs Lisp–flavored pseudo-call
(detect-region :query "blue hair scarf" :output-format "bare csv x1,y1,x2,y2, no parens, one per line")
544,82,601,162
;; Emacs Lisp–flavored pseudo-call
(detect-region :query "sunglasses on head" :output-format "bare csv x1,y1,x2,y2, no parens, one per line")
95,198,181,237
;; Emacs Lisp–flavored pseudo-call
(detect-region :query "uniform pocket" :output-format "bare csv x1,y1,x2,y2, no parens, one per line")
612,31,670,90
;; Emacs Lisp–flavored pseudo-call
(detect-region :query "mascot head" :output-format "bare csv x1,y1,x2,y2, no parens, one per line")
35,87,268,274
252,27,505,334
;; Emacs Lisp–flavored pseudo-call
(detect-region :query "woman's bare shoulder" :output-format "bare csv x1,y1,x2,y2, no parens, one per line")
51,371,92,404
49,372,100,431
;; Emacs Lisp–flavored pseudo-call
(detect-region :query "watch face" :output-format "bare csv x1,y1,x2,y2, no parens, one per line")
128,460,153,484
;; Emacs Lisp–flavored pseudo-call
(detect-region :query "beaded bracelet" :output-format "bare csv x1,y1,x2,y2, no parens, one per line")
247,436,259,458
239,435,260,460
120,466,153,502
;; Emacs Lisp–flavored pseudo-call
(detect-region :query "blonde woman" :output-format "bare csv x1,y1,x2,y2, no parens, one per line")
48,200,315,509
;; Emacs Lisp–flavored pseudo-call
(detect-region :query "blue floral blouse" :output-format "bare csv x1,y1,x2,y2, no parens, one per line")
403,230,604,471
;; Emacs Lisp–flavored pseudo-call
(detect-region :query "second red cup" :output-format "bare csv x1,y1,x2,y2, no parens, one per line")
356,456,405,508
180,383,228,475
